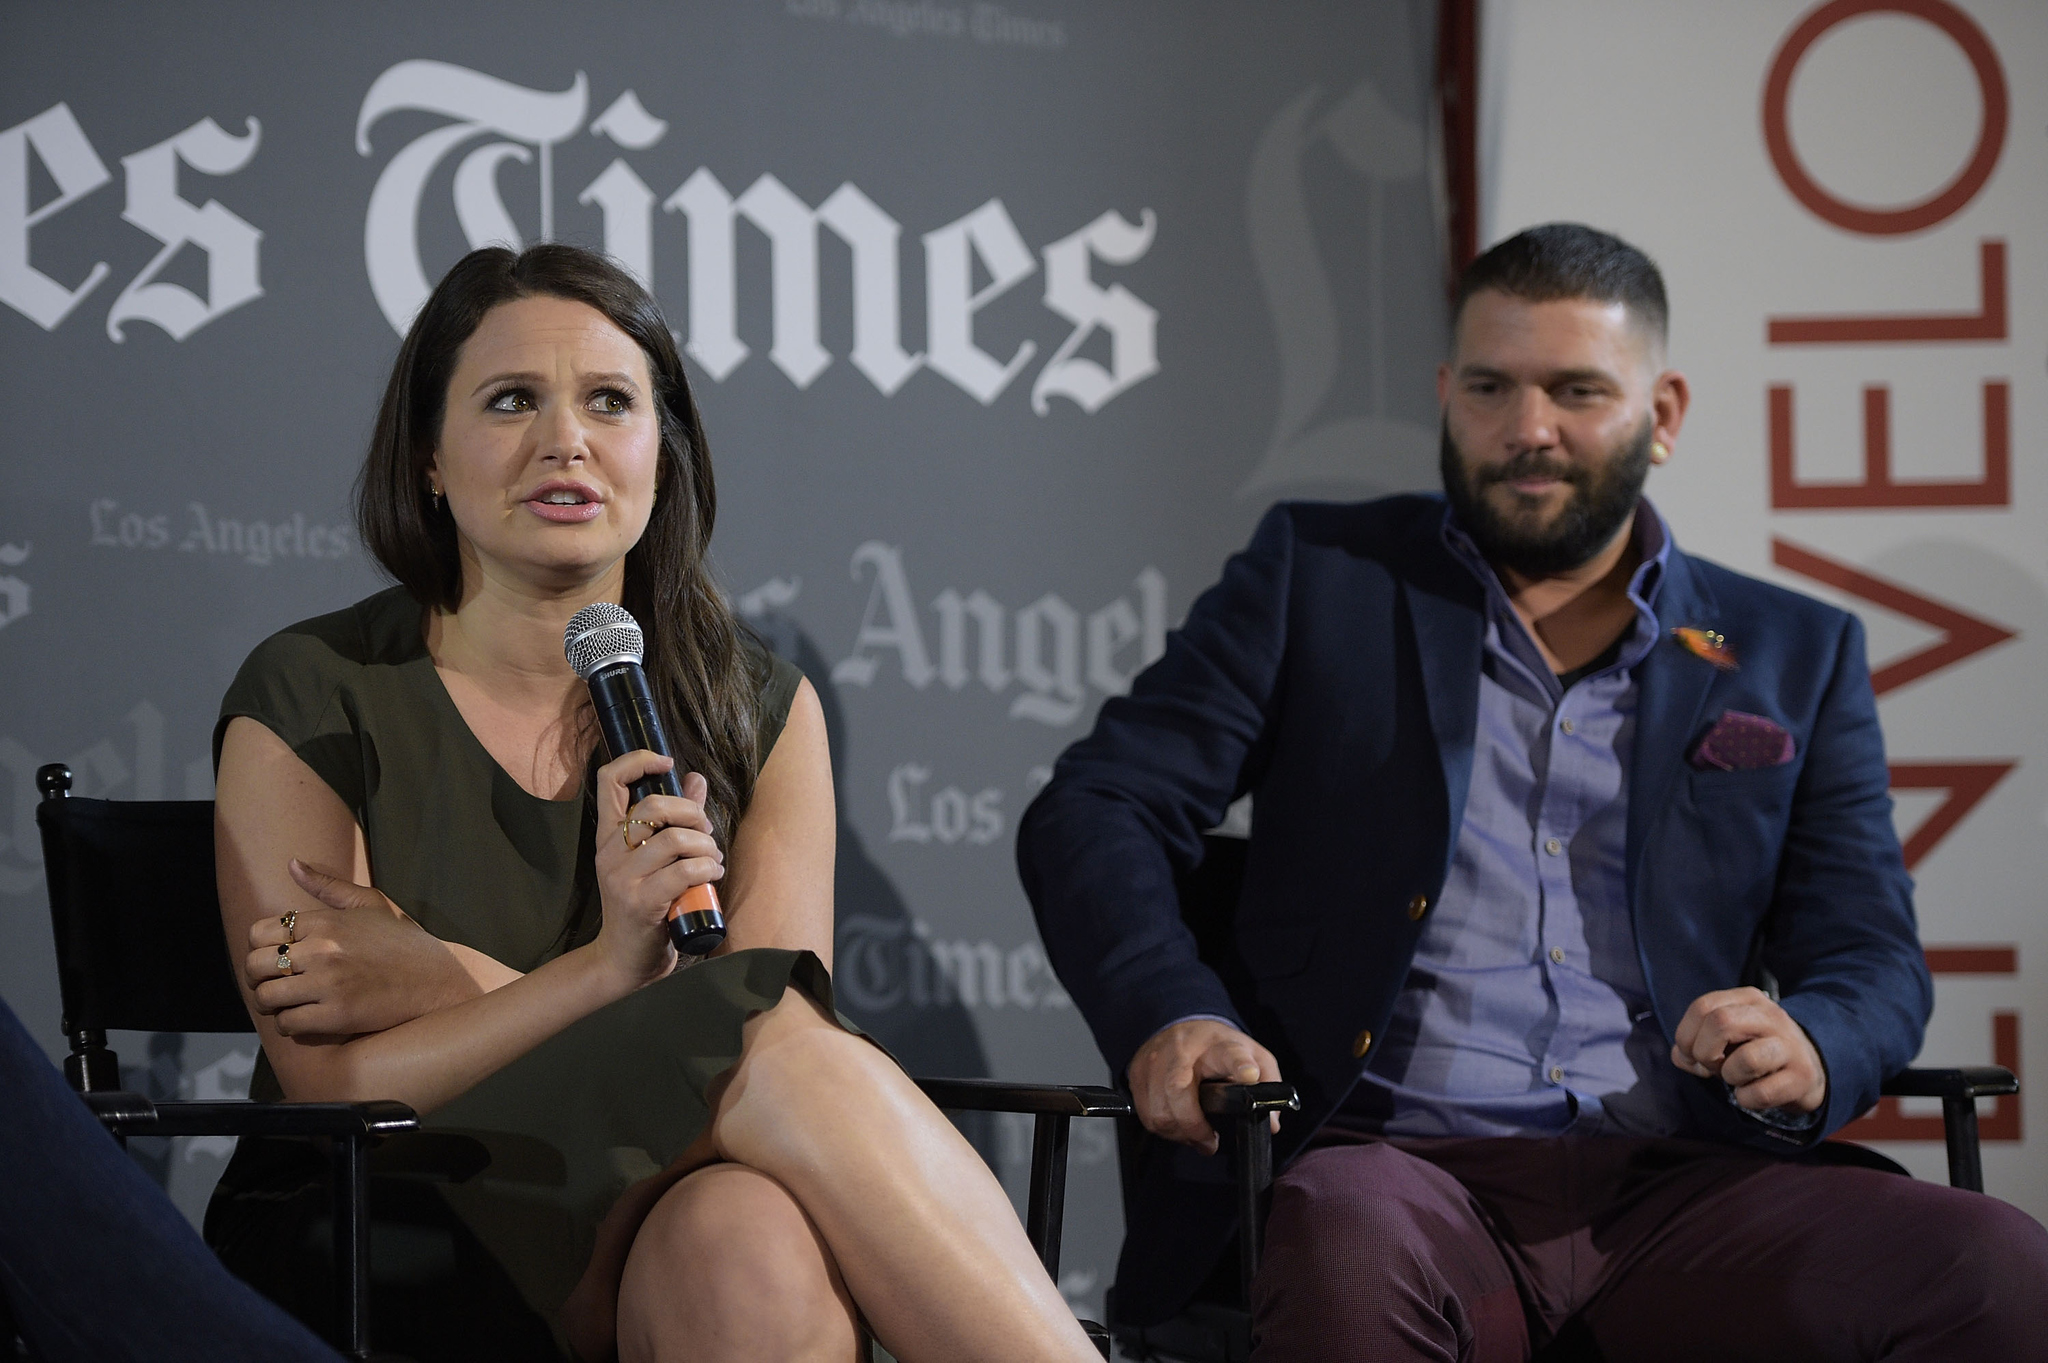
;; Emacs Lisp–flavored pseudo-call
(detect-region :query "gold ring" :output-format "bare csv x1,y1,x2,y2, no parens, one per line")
620,817,660,850
276,950,293,976
280,910,298,944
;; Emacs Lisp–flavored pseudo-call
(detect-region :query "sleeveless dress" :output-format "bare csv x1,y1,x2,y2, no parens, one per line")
202,586,846,1361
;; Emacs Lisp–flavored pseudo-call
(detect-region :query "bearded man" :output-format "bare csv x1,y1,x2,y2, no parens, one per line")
1018,223,2048,1361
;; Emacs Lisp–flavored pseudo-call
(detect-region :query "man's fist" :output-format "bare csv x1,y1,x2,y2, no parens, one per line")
1670,987,1828,1115
1127,1018,1283,1155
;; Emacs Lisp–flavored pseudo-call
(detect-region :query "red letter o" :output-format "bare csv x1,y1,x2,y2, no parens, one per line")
1762,0,2006,235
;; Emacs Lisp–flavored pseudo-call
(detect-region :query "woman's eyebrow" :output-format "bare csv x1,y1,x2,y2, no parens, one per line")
468,369,644,397
470,370,543,397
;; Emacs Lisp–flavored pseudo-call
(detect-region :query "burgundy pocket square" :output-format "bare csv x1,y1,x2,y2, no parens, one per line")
1690,711,1795,771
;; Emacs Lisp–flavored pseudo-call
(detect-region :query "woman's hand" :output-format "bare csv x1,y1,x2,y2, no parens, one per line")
591,751,725,992
243,861,481,1038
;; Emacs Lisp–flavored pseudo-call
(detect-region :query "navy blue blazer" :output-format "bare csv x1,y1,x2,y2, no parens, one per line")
1017,495,1932,1325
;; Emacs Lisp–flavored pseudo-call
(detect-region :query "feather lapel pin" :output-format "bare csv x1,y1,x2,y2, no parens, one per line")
1672,627,1738,670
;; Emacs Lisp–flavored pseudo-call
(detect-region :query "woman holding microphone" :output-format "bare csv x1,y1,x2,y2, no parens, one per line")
207,243,1095,1363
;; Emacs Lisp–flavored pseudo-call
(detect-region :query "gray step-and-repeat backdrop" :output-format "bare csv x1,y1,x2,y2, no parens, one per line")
0,0,1448,1318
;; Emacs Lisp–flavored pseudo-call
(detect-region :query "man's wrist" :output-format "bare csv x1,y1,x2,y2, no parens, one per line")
1724,1083,1824,1136
1127,1013,1252,1090
1161,1012,1240,1033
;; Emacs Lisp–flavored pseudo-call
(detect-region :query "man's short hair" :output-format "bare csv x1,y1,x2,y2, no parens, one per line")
1453,223,1668,345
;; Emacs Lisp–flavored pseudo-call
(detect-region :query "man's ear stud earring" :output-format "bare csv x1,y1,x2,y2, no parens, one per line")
1650,441,1670,464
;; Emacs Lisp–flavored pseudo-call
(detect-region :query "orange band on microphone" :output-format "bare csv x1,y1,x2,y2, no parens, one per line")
668,881,721,922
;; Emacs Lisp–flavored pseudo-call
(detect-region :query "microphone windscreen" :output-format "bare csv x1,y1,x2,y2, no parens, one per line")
564,602,643,678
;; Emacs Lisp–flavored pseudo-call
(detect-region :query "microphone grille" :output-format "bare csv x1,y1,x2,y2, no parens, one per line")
564,602,643,678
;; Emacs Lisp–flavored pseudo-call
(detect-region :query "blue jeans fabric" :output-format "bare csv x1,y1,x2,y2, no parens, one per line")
0,998,339,1363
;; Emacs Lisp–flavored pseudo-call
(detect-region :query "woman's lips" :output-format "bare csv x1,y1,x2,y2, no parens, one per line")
524,498,604,523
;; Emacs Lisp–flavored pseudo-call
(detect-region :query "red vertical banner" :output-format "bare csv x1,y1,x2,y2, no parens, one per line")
1758,0,2026,1158
1436,0,1480,291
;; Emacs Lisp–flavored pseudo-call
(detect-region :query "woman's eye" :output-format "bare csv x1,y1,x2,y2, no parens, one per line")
591,389,631,415
487,389,533,413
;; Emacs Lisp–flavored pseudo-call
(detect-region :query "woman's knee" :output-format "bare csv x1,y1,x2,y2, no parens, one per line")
723,990,901,1140
629,1163,832,1287
618,1163,855,1357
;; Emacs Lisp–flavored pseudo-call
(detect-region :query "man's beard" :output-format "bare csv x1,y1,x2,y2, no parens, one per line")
1439,417,1653,578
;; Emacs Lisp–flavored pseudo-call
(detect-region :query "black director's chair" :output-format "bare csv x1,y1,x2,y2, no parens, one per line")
29,763,1124,1360
1110,832,2021,1363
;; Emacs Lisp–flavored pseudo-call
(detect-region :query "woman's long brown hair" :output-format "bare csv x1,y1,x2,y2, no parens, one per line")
356,243,763,848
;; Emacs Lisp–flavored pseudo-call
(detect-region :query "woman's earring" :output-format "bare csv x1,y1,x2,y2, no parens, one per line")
428,482,442,513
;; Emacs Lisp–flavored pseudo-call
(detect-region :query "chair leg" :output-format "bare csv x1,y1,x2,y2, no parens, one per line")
1025,1112,1072,1281
1236,1114,1273,1312
1942,1096,1985,1193
331,1134,371,1360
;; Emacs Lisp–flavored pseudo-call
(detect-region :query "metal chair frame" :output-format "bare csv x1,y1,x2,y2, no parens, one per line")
32,764,1124,1360
1110,832,2021,1363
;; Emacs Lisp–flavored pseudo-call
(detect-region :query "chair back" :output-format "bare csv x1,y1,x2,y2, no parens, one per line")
35,763,252,1043
1112,832,1255,1275
1175,833,1250,982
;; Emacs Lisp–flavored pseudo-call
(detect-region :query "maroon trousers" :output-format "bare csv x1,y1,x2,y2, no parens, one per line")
1252,1128,2048,1362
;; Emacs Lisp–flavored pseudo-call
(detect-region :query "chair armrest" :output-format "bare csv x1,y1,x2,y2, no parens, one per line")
80,1088,158,1128
86,1095,481,1187
96,1098,419,1141
915,1077,1132,1119
81,1096,418,1359
1199,1080,1301,1119
1880,1067,2019,1100
913,1078,1129,1284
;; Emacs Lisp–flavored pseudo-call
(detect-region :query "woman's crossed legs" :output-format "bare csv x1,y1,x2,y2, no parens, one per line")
578,985,1097,1363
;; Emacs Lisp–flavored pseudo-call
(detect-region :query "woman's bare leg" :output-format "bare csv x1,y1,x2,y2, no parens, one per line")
615,1163,862,1363
561,1129,718,1363
708,987,1100,1363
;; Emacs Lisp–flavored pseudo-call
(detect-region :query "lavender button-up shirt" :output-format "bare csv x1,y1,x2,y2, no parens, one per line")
1344,501,1691,1138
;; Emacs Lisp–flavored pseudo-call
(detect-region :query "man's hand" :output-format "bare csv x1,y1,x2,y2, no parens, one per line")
1670,987,1828,1114
1128,1018,1282,1155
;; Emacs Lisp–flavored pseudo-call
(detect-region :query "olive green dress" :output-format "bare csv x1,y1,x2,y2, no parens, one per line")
203,586,840,1361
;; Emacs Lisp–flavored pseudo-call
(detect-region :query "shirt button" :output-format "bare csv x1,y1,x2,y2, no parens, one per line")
1407,894,1429,921
1550,946,1566,964
1548,1065,1565,1084
1559,718,1575,735
1544,837,1562,856
1352,1029,1374,1059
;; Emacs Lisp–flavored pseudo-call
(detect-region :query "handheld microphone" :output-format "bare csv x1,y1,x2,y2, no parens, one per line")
564,602,727,956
